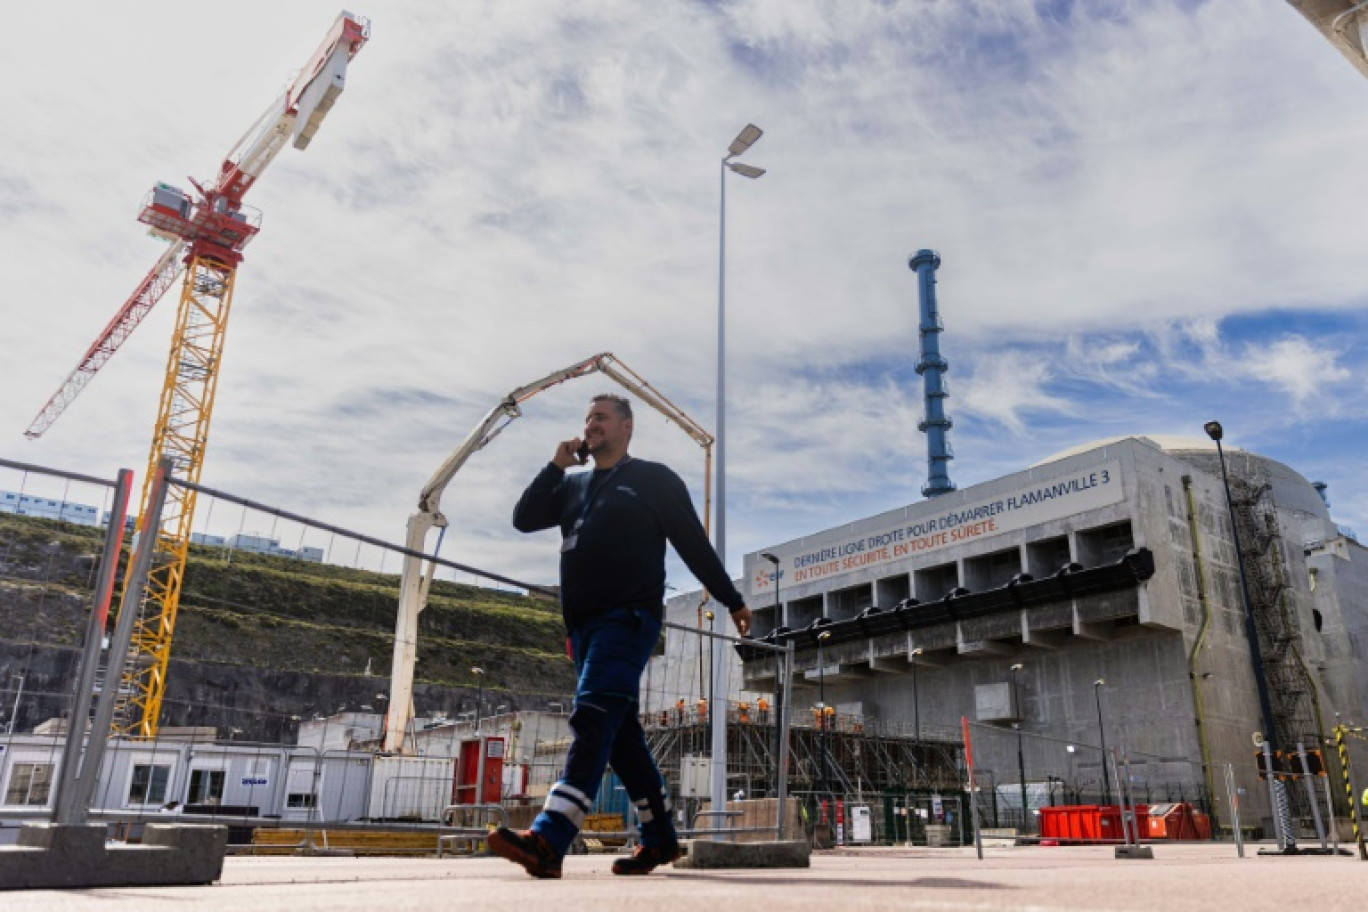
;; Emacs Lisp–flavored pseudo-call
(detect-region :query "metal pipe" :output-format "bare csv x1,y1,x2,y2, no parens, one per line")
715,158,727,564
52,468,134,824
775,642,794,840
1094,679,1111,803
1011,663,1027,833
1181,474,1219,828
70,458,174,817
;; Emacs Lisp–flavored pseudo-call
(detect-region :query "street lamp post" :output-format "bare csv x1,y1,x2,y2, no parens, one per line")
714,123,765,568
762,552,782,795
1010,662,1028,833
471,667,485,733
1094,678,1111,802
1205,420,1289,847
817,630,832,801
1203,421,1278,746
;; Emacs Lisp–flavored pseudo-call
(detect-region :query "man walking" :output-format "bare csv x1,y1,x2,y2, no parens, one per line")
491,393,751,878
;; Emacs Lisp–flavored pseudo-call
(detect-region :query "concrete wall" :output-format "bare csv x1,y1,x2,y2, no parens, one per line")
658,435,1365,830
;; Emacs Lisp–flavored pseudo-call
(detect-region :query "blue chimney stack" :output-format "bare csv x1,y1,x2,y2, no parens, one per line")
909,249,956,497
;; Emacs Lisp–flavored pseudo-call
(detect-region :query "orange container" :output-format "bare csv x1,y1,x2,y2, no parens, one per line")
1038,804,1149,843
1144,803,1208,840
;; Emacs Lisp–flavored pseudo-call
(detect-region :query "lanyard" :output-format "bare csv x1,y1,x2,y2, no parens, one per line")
576,456,632,526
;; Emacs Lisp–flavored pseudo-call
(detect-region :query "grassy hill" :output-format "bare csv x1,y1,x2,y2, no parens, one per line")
0,511,575,735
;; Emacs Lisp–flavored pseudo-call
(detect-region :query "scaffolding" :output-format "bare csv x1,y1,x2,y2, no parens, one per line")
643,713,964,805
1226,455,1323,824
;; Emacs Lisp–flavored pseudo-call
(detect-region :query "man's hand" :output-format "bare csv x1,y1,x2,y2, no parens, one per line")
730,605,752,637
552,437,585,470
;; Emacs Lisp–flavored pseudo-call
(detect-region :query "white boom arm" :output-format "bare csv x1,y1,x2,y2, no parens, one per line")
383,352,712,752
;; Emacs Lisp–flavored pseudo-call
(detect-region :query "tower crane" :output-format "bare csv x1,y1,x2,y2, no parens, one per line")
384,352,713,752
25,12,370,737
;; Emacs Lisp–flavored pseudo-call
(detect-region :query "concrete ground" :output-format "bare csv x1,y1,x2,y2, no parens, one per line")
3,842,1365,911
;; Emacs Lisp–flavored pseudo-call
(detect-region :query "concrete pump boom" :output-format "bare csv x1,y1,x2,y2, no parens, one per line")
384,352,712,752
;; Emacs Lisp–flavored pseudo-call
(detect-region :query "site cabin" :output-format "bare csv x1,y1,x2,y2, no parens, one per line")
0,731,510,842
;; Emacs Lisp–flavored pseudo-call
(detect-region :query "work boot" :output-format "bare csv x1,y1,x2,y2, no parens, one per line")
488,827,563,879
611,839,682,875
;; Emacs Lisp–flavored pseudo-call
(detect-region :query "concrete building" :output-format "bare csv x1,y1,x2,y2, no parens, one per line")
0,490,100,525
190,532,323,563
663,435,1365,834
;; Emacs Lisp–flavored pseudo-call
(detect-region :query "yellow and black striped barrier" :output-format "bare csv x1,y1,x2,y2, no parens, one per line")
1333,725,1366,861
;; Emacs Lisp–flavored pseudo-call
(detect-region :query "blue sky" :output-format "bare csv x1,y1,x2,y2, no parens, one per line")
1,1,1365,594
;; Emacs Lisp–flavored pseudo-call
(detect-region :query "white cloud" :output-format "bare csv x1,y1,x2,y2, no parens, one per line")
2,0,1367,594
1234,334,1353,407
957,352,1077,436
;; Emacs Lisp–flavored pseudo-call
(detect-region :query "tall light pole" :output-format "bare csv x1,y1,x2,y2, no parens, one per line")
762,552,782,795
817,630,832,800
471,666,485,733
715,123,765,568
1010,662,1027,833
1094,678,1111,802
1203,422,1278,747
1205,420,1290,848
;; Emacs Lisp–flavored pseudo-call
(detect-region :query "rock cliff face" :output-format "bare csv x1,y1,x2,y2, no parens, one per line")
0,513,574,741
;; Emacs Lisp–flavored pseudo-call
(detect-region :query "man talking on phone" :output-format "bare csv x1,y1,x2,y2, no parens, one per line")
491,393,751,879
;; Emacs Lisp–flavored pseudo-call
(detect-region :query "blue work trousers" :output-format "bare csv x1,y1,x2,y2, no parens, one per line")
532,606,675,857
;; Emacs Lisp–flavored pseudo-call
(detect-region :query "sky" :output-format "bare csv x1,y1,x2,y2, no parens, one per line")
2,0,1366,598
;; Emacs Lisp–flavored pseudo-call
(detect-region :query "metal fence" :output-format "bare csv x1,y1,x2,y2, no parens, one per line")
0,455,807,850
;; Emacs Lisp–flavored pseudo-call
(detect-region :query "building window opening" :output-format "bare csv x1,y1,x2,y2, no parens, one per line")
5,762,53,805
128,763,172,805
1076,521,1135,566
188,768,225,806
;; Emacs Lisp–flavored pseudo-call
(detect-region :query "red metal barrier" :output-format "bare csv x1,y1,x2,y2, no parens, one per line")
1038,804,1151,843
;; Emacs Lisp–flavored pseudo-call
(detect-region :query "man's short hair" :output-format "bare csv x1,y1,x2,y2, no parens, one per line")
592,393,632,420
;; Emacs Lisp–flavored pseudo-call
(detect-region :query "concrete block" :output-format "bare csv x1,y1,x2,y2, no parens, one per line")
1114,844,1154,859
0,823,229,890
16,822,105,854
675,838,810,869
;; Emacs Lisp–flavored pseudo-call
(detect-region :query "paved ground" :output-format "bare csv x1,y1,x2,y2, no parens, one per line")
4,842,1365,911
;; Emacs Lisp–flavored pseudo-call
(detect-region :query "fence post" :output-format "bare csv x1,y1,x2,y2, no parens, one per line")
1225,763,1244,858
775,641,793,840
68,458,173,817
961,716,982,860
1295,742,1327,851
51,468,134,824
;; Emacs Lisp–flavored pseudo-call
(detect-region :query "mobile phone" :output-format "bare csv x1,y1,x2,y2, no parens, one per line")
575,441,589,464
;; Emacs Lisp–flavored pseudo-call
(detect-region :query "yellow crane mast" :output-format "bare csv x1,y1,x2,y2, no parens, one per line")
25,13,370,737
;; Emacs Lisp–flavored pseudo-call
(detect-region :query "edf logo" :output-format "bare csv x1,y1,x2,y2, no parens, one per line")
753,567,782,589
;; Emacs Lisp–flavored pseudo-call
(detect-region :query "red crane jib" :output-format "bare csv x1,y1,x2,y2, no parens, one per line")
24,12,369,439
